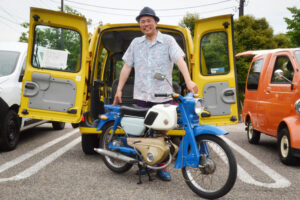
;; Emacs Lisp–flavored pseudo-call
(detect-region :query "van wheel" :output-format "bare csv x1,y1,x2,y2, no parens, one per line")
52,122,65,130
82,134,99,154
278,128,296,165
246,120,260,144
0,110,20,151
71,123,79,128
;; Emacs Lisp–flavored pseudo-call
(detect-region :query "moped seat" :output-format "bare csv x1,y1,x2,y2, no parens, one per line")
120,105,149,117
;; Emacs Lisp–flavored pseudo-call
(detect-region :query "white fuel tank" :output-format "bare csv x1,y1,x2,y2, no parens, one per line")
121,117,146,136
144,104,177,130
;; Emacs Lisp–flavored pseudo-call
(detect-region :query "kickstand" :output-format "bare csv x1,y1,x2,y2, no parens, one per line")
137,164,143,184
146,168,153,182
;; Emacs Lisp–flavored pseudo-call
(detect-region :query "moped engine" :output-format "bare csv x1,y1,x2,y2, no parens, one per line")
127,137,171,165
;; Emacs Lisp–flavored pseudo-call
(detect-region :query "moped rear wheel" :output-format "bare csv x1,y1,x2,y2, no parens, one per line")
100,122,133,173
182,134,237,199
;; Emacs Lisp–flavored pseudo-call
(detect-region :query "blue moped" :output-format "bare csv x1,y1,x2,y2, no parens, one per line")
94,73,237,199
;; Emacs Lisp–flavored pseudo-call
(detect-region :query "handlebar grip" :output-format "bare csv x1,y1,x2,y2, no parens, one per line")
154,93,168,97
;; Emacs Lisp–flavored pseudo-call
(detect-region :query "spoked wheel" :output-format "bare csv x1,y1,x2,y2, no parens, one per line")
182,134,237,199
100,122,133,173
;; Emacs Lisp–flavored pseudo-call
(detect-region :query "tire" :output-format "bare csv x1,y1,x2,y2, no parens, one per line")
246,119,260,144
81,134,99,155
278,128,296,165
52,122,65,130
182,134,237,199
0,110,20,151
100,122,133,173
71,123,79,128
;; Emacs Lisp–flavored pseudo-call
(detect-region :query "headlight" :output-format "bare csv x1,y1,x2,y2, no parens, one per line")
295,99,300,115
194,99,204,115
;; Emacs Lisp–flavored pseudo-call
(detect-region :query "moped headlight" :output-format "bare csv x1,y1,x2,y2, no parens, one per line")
195,99,204,115
295,99,300,115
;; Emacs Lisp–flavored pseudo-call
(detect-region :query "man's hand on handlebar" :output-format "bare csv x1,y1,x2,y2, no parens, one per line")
113,90,122,105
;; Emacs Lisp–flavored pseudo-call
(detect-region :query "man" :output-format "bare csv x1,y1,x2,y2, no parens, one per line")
113,7,198,181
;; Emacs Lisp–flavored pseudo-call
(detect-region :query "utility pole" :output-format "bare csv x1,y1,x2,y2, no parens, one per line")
60,0,64,49
239,0,245,17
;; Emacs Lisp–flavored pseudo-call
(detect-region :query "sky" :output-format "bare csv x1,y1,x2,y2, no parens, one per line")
0,0,299,42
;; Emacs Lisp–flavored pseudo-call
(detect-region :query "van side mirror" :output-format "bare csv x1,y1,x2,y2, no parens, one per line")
274,69,292,84
274,69,283,79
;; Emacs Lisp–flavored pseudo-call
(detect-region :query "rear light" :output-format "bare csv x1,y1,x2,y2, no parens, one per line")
81,115,85,122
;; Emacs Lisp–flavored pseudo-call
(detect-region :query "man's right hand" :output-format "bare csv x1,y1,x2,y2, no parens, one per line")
113,90,122,105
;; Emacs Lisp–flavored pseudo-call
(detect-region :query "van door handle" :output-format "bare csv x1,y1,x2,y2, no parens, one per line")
224,90,234,96
25,83,36,90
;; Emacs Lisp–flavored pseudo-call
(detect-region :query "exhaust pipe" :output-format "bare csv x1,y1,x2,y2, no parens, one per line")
94,148,138,164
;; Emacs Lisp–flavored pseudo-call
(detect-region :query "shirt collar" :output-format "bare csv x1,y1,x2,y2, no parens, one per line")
139,31,163,44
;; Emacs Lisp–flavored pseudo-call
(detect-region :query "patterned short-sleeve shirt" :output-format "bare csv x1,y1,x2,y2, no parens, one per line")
122,31,185,102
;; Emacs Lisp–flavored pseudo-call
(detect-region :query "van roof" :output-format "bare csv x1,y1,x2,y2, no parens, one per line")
236,48,300,58
0,42,27,52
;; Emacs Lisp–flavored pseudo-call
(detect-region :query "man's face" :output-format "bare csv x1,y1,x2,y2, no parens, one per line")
139,16,157,37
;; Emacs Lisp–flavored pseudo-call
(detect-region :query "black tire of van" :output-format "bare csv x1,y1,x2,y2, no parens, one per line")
0,110,20,151
52,122,65,130
246,119,260,144
81,134,99,154
278,128,297,165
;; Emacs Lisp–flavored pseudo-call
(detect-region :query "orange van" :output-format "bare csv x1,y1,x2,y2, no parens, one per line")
237,48,300,165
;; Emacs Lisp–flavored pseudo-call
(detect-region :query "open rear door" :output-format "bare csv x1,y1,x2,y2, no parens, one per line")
193,15,239,125
19,8,89,123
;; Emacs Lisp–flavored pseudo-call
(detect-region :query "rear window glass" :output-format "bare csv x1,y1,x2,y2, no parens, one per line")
247,58,264,90
200,31,229,75
32,25,81,72
0,51,20,77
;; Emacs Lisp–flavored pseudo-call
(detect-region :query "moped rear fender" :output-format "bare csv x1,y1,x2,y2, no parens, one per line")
96,119,114,131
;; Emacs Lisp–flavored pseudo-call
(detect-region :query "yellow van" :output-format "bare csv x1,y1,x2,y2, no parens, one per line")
19,8,239,154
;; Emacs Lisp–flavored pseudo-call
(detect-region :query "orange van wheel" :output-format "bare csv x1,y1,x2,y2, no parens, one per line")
278,128,296,165
246,120,260,144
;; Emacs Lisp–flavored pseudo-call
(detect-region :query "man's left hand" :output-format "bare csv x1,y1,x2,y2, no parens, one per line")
186,80,198,94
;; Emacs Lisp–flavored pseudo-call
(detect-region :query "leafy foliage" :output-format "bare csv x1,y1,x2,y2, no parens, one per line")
178,13,200,37
284,7,300,47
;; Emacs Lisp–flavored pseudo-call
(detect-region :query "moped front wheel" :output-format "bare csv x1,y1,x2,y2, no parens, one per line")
182,134,237,199
100,122,133,173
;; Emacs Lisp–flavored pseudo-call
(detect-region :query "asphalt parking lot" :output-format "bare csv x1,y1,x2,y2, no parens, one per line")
1,123,300,200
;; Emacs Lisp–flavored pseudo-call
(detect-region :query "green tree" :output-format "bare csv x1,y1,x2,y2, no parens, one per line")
273,33,292,48
284,7,300,47
178,13,200,37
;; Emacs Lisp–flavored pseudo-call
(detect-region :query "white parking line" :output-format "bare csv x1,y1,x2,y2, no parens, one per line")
221,136,291,188
0,129,79,174
0,137,80,183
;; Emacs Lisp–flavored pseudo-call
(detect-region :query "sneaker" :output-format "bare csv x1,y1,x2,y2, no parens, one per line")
157,169,171,181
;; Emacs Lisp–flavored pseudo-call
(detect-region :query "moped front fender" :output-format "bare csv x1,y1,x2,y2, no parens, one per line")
174,125,228,169
193,125,228,136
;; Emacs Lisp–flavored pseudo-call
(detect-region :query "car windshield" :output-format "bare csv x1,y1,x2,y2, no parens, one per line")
0,50,20,77
295,50,300,66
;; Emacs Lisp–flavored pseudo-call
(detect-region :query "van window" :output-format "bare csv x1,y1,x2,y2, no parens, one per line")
247,58,264,90
0,51,20,77
32,25,81,72
271,56,294,84
200,32,229,75
295,50,300,66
